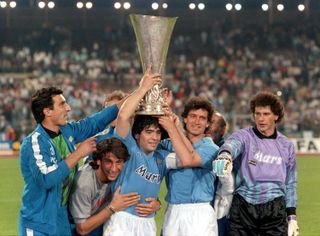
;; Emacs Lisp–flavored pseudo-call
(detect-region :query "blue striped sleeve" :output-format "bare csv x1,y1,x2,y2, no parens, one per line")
285,143,298,208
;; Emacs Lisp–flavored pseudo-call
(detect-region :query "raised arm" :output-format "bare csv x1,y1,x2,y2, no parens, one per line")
116,66,161,138
159,112,202,167
212,130,248,176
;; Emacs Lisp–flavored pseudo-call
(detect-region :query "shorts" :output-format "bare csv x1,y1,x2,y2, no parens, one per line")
162,202,218,236
103,211,156,236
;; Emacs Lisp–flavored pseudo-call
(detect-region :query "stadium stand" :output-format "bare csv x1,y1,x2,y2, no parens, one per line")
1,15,320,144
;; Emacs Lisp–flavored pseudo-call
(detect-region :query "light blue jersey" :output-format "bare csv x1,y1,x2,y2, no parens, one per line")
112,130,170,218
160,137,219,204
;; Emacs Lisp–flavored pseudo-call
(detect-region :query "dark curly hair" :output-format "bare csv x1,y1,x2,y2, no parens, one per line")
250,91,284,123
132,115,168,140
31,87,63,123
181,96,214,133
89,138,130,169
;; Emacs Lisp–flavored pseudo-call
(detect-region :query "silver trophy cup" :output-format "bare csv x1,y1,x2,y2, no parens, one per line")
130,14,177,115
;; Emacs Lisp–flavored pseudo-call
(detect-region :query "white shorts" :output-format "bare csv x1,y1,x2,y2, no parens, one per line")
162,202,218,236
103,211,156,236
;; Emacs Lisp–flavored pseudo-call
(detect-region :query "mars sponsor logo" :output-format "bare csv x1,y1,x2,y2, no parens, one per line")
253,151,282,165
135,165,161,184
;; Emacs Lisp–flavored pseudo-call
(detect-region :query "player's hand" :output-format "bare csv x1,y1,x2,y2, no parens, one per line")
135,198,161,217
159,113,176,131
109,187,140,212
75,136,97,158
170,112,180,127
212,152,233,177
163,88,173,107
139,65,161,93
288,215,299,236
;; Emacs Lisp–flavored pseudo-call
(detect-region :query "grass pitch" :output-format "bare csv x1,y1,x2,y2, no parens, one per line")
0,157,319,235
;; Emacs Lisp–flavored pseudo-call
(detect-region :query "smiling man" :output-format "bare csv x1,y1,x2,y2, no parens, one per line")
18,87,120,236
69,138,141,236
159,97,219,236
212,91,298,236
103,66,168,236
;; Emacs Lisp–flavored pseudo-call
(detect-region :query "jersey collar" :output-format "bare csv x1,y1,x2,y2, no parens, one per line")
253,126,277,139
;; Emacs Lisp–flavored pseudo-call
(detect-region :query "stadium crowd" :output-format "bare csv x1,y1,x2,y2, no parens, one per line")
1,19,320,142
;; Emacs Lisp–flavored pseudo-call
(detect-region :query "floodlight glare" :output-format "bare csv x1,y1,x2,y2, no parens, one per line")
277,4,284,11
298,4,305,11
0,1,7,8
151,2,159,10
114,2,121,9
198,3,205,10
235,3,242,11
225,3,233,11
9,1,17,8
86,1,93,9
162,3,168,9
38,1,45,8
189,3,196,10
123,2,131,9
276,90,282,97
48,1,55,9
76,1,84,8
261,4,268,11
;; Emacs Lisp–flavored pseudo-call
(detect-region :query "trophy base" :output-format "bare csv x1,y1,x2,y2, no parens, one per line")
135,110,165,116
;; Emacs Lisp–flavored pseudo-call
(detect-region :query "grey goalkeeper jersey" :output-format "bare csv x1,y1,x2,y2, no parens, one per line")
69,164,112,224
219,127,297,208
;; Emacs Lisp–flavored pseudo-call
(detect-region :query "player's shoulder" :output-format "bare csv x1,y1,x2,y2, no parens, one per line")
74,165,96,187
60,121,77,134
198,137,219,151
276,131,294,146
21,127,49,148
229,127,253,139
77,164,95,179
154,148,170,159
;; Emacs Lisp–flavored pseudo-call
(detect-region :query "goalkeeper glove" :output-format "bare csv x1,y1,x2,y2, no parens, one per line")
217,173,235,196
214,193,233,219
212,152,233,177
214,173,235,219
288,215,299,236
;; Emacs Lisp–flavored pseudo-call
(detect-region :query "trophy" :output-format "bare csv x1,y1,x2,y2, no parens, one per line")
130,14,177,115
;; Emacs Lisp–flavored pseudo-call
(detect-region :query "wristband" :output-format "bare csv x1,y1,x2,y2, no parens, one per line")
107,205,116,214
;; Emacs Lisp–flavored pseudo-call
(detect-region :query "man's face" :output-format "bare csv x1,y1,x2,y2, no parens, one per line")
207,113,224,141
253,106,278,136
98,152,125,182
184,109,209,137
46,95,71,126
135,125,161,155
